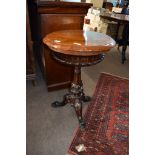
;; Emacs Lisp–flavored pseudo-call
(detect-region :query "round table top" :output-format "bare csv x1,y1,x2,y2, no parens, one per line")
43,30,116,56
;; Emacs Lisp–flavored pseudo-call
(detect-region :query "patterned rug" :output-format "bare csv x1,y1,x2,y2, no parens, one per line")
67,73,129,155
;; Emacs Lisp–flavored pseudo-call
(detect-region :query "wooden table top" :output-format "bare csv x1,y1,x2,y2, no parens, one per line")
43,30,116,56
100,12,129,23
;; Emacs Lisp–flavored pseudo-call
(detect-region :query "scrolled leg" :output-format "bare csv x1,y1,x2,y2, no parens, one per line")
81,94,91,102
74,98,85,129
51,93,70,107
79,81,91,102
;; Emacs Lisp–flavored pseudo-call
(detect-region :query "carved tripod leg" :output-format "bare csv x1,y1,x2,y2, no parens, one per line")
79,79,91,103
71,66,87,128
81,93,91,102
74,98,85,129
51,93,70,107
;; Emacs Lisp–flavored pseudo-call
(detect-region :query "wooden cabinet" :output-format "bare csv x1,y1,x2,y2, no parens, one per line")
26,1,36,84
27,0,92,91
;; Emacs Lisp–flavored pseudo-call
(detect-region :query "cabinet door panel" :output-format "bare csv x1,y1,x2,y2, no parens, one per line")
40,14,84,37
40,14,84,91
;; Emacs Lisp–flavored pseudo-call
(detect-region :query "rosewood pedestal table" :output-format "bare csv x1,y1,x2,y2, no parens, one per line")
43,30,115,128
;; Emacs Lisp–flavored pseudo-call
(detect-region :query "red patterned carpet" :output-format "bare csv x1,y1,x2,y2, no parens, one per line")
67,73,129,155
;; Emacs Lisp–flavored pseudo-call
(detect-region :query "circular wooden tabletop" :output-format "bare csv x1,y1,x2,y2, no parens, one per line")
43,30,116,56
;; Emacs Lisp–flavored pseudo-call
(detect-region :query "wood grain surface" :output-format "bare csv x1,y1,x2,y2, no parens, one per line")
43,30,116,56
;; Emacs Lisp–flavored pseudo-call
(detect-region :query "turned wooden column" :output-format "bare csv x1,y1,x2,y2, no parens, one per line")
43,30,115,128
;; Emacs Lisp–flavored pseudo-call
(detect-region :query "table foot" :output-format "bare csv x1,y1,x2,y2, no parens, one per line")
79,120,86,129
82,95,91,102
51,101,66,107
51,94,71,108
74,99,86,128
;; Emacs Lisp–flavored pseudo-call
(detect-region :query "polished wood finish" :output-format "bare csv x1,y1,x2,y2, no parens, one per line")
27,0,92,91
37,1,91,14
43,30,115,56
43,30,115,128
37,1,91,7
102,2,113,12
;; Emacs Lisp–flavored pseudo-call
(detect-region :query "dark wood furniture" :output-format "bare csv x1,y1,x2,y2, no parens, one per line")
117,24,129,63
102,2,113,12
27,0,92,91
43,30,115,128
26,2,36,85
100,12,129,22
100,12,129,39
100,12,129,63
